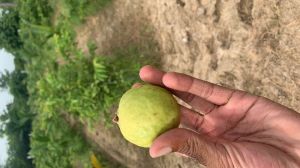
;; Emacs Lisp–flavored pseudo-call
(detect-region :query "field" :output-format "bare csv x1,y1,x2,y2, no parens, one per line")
0,0,300,167
0,0,158,167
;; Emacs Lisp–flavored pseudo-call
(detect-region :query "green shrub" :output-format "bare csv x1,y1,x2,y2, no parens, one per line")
29,114,91,168
2,0,160,167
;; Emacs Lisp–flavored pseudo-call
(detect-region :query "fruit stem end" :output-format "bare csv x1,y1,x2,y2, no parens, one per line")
112,114,119,124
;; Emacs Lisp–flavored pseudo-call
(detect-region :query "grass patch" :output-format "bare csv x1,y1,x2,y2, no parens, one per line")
11,0,161,167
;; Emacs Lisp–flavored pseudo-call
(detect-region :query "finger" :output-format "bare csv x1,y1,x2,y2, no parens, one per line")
139,65,165,85
182,96,217,114
132,83,143,88
139,66,216,112
162,72,235,105
180,106,204,132
149,128,226,167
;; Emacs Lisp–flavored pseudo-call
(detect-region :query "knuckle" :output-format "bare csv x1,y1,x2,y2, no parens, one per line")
185,77,195,92
177,137,230,168
178,137,208,165
202,83,214,99
185,93,195,103
193,115,204,132
178,137,197,155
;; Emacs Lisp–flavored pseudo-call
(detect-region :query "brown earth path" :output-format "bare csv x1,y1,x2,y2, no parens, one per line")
75,0,300,167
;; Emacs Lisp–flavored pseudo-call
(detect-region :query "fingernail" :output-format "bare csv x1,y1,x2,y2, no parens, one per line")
175,152,189,158
132,83,142,88
151,147,172,158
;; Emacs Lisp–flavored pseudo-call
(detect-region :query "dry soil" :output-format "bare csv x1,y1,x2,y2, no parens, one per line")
76,0,300,167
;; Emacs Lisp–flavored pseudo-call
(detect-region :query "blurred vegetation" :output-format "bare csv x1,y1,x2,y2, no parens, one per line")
0,70,33,168
0,0,159,167
0,8,22,53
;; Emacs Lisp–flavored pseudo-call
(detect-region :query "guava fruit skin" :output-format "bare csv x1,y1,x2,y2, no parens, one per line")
118,84,180,148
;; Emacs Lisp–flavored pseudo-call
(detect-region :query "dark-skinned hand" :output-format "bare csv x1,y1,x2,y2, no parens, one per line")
137,65,300,168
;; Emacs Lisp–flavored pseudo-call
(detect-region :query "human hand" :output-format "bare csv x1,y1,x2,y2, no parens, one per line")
138,65,300,168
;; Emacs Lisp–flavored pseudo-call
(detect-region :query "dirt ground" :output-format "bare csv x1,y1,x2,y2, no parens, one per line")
76,0,300,167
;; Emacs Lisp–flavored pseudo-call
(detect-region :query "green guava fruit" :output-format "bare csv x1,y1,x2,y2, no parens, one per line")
117,84,180,148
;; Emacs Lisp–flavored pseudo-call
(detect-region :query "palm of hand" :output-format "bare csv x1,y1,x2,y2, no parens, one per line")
139,66,300,168
199,92,300,168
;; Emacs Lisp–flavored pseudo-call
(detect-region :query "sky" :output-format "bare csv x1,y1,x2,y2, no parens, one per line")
0,49,15,164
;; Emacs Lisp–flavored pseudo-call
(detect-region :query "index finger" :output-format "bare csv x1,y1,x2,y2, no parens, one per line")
139,65,195,101
139,65,217,113
162,72,235,105
139,65,165,85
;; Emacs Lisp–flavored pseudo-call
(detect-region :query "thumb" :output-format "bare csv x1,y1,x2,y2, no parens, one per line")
149,128,226,167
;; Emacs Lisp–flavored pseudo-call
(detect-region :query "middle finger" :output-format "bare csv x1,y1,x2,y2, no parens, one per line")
139,65,217,114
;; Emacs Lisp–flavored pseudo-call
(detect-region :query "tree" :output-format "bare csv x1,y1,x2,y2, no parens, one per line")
0,8,22,53
0,70,9,89
0,70,34,168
